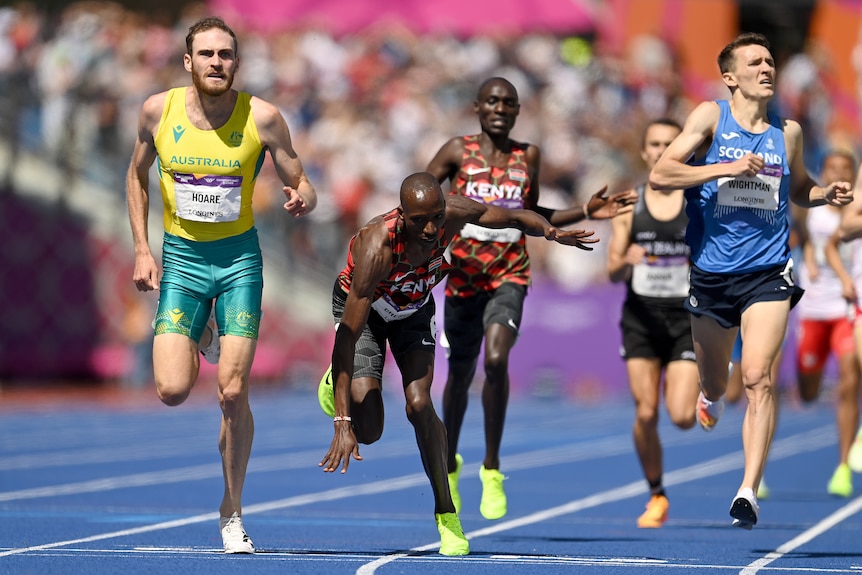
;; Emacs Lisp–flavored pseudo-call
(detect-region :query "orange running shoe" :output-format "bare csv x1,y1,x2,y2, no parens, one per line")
637,494,669,528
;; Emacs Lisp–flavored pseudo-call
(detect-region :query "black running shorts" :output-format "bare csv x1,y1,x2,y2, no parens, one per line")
620,299,696,364
442,282,526,363
331,282,437,381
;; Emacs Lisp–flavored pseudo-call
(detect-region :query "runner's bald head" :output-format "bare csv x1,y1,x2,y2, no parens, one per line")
400,172,445,213
477,77,518,101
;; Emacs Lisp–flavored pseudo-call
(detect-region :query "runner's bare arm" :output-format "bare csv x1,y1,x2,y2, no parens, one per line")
127,93,166,291
320,223,390,474
251,97,317,216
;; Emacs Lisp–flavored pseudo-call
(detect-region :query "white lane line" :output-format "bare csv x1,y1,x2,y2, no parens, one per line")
0,434,640,556
0,427,336,471
0,428,654,503
356,426,835,575
0,513,221,558
0,443,418,502
0,422,714,503
740,496,862,574
0,474,436,558
13,548,862,573
0,425,834,564
0,442,208,471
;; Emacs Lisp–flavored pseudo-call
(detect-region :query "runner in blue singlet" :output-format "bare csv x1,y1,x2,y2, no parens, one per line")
649,32,853,530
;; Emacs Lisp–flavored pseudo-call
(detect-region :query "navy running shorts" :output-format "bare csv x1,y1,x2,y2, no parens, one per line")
685,260,804,329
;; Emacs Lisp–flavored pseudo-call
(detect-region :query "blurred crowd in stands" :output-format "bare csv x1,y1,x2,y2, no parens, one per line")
0,1,846,289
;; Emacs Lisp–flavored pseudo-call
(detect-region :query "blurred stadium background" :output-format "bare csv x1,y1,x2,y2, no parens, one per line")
0,0,857,400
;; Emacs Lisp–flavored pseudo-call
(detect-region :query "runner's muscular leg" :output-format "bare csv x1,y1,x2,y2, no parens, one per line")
627,357,663,483
153,333,200,405
217,334,256,519
399,348,455,514
482,322,515,470
835,349,860,463
690,315,737,401
443,357,477,470
348,376,384,444
664,359,699,429
738,299,790,490
442,295,484,470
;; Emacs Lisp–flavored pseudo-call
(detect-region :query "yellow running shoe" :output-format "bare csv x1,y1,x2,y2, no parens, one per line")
448,453,463,515
828,463,853,498
318,365,335,417
435,512,469,556
637,494,669,528
756,476,770,500
479,465,507,520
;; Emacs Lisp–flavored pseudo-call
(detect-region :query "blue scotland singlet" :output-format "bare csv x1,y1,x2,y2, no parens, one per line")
685,100,791,274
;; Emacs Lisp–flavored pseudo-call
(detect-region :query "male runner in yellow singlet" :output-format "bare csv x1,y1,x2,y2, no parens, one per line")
126,16,317,553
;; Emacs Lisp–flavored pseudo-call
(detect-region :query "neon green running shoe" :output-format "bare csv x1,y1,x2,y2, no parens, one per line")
318,365,335,417
435,512,469,556
448,453,463,514
756,476,770,500
828,463,853,498
479,465,507,520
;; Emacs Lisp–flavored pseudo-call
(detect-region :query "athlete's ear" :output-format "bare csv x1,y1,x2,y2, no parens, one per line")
721,70,737,91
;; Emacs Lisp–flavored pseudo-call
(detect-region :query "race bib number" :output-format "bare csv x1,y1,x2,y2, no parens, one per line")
174,173,242,223
371,293,429,322
459,223,522,243
716,165,781,211
631,257,690,298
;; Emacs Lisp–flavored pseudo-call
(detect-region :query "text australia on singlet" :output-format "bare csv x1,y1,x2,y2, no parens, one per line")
172,155,243,223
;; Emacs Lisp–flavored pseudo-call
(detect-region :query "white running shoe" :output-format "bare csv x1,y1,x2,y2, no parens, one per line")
729,487,759,530
219,512,254,553
200,307,220,365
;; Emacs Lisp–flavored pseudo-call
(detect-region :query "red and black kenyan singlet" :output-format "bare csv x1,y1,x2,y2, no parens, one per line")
337,208,452,322
446,134,532,298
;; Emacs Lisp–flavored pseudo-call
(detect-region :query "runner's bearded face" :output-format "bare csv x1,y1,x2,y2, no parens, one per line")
188,29,237,97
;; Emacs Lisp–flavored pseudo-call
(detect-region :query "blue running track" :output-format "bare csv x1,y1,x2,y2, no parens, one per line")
1,383,860,574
